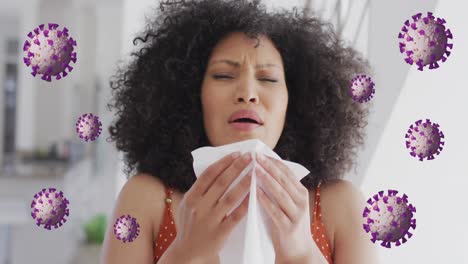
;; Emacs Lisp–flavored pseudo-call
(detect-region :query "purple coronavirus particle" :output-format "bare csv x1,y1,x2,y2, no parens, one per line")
398,12,453,71
30,188,70,230
405,119,445,161
76,113,102,142
113,214,140,243
363,189,416,248
349,75,375,103
23,23,77,81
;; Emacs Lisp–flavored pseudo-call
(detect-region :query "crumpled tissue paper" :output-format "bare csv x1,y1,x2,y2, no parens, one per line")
191,138,311,264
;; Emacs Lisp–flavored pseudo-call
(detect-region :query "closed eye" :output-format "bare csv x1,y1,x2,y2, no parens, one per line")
213,75,233,80
213,75,277,83
261,78,278,83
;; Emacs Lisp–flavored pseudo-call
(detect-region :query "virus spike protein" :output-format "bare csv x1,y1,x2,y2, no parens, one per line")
398,12,453,71
405,119,445,161
113,214,141,243
30,188,70,230
349,74,376,103
362,189,417,248
75,113,103,142
23,23,77,81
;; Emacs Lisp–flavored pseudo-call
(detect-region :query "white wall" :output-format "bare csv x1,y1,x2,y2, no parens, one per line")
310,0,369,57
362,0,468,263
314,0,468,262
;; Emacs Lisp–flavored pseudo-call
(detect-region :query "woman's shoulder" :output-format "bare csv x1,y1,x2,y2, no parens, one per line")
126,172,167,190
124,173,167,199
119,173,169,226
320,179,363,201
317,179,368,255
101,173,168,263
319,178,366,221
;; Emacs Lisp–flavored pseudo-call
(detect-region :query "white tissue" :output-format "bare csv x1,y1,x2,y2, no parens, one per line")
191,138,310,264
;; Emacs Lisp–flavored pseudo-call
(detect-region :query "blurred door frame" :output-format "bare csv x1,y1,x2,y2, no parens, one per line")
1,38,19,176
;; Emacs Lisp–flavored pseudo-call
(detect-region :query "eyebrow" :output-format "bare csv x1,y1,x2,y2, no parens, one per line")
208,59,281,69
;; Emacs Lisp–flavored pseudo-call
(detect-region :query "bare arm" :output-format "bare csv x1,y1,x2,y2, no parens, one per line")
322,180,379,264
100,174,163,264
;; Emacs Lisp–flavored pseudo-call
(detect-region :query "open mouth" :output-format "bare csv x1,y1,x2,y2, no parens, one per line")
232,118,260,124
229,118,262,131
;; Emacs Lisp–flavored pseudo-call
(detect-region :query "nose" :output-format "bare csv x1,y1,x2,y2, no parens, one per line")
235,75,259,104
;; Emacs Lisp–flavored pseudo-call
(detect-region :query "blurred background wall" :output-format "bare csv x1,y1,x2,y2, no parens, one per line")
0,0,466,263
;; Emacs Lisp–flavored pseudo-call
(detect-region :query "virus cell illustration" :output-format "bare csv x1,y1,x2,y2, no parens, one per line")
113,214,140,243
23,23,77,81
362,190,416,248
30,188,70,230
398,12,453,71
405,119,445,161
349,74,375,103
75,113,102,142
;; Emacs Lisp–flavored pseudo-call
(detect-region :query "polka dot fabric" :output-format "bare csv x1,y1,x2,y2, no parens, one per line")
153,186,177,263
153,184,333,263
311,182,333,264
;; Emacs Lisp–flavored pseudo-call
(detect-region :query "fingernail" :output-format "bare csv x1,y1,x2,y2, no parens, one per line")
231,151,241,159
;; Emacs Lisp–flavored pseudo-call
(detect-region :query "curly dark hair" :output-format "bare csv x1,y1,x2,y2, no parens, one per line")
107,0,371,193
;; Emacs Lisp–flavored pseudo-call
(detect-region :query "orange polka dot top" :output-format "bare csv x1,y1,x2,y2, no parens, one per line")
154,182,333,263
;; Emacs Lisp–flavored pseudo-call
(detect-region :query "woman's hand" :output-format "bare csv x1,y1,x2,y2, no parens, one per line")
167,151,254,263
255,153,326,264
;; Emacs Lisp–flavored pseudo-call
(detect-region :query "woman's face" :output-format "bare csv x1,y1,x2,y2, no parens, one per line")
201,31,288,149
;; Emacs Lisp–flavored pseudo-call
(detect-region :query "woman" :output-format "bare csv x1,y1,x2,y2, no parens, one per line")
101,0,378,263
